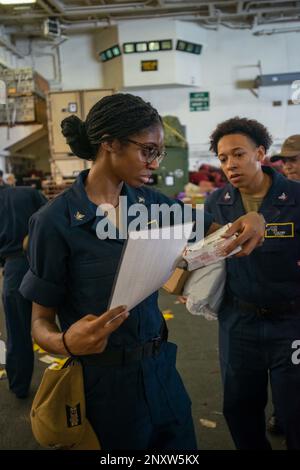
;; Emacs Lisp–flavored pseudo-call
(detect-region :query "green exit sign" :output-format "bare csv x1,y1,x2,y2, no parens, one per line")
190,92,210,111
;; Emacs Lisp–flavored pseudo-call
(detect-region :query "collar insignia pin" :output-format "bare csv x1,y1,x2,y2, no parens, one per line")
75,211,85,221
278,192,287,201
138,196,145,203
224,192,231,200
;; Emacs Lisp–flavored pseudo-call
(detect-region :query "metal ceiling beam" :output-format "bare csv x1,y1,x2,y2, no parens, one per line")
255,72,300,87
62,1,230,15
1,0,300,26
262,15,300,24
246,0,297,9
164,0,236,4
46,0,65,14
37,0,54,15
248,6,300,15
1,9,300,22
62,19,114,31
26,2,296,18
254,26,300,35
58,8,300,19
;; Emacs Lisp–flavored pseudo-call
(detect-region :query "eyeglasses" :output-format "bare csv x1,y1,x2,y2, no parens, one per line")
125,138,167,165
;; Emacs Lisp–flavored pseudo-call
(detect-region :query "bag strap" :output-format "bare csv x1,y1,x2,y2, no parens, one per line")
62,357,79,369
160,315,169,342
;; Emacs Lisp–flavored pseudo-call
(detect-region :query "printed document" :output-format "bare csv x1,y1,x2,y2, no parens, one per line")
109,223,194,311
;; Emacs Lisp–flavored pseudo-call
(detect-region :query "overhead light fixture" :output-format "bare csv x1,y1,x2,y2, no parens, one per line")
176,40,202,55
160,40,172,51
136,42,147,53
148,41,160,52
0,0,36,4
123,43,135,54
99,44,121,62
123,39,173,54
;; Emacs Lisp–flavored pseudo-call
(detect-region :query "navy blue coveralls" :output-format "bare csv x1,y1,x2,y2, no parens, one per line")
205,166,300,450
0,186,46,397
20,169,213,450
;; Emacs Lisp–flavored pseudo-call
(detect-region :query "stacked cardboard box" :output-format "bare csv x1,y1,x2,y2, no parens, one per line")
0,67,49,97
0,67,49,124
42,180,74,200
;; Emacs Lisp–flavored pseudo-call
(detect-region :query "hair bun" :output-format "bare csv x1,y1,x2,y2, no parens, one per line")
61,115,95,160
61,115,82,140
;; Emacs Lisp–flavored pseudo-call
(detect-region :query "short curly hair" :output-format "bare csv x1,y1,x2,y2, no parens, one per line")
209,117,273,155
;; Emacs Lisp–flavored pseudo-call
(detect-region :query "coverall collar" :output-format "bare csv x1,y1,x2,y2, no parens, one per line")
66,169,150,228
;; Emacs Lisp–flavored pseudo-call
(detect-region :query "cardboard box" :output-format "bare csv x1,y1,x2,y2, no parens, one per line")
163,268,190,295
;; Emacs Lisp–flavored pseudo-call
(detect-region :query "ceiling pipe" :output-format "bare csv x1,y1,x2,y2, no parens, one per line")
61,19,114,32
61,3,225,16
245,0,297,10
37,0,54,15
46,0,65,14
253,27,300,35
0,0,236,20
0,34,25,58
62,0,150,15
247,6,300,15
39,4,300,19
3,11,299,26
1,13,55,20
1,2,300,25
163,0,237,5
262,16,300,24
7,15,300,37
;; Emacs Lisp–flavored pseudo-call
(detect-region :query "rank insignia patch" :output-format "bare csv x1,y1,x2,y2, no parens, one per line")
75,211,85,221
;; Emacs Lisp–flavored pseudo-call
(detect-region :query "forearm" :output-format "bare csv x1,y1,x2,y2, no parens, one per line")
32,317,67,356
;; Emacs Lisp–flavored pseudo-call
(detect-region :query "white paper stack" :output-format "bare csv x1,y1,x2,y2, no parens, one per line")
109,222,194,311
183,223,242,271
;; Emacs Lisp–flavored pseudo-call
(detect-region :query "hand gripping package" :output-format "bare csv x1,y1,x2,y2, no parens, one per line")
183,223,242,271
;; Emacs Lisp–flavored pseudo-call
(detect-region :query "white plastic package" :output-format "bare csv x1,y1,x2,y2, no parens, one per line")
183,259,226,320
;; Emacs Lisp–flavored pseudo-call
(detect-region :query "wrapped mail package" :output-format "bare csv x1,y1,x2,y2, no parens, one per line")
183,223,242,271
183,260,226,320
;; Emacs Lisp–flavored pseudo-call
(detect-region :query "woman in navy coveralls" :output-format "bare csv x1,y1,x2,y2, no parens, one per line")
0,185,46,397
20,94,265,450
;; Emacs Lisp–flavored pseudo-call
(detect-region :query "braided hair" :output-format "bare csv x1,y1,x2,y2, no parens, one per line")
61,93,162,160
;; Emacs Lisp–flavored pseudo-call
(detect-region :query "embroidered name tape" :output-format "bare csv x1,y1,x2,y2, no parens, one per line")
265,222,294,238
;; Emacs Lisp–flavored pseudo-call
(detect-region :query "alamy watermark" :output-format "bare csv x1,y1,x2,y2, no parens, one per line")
291,80,300,105
291,340,300,365
95,197,205,243
0,340,6,365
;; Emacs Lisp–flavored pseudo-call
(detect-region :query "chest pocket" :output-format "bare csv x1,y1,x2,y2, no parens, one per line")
259,238,283,252
260,224,299,251
256,234,300,281
69,256,119,312
72,257,117,279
